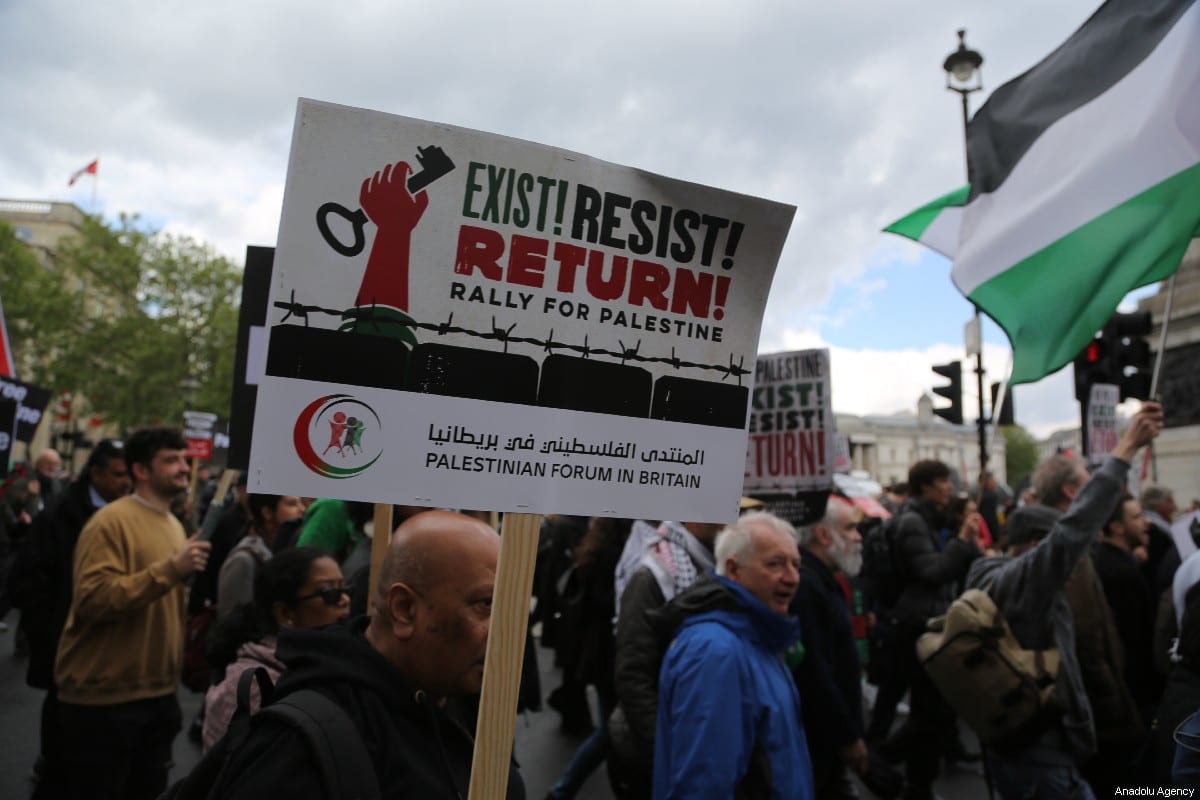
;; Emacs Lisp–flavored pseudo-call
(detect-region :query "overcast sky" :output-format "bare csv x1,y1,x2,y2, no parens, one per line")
3,0,1147,440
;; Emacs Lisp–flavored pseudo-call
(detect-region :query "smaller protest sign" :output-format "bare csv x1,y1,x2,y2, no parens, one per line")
209,421,230,470
833,433,852,474
0,376,52,443
183,410,218,461
743,349,835,494
1086,384,1119,465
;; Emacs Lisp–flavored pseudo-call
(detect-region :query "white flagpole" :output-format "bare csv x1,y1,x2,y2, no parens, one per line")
1148,271,1177,400
91,156,99,215
1147,271,1178,483
984,352,1013,482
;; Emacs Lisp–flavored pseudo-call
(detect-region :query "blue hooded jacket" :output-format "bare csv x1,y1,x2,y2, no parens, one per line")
653,575,814,800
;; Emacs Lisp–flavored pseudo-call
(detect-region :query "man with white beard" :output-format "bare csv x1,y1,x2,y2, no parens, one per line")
791,496,869,800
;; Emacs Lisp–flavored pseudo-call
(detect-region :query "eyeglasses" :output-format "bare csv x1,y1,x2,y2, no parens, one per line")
294,585,352,606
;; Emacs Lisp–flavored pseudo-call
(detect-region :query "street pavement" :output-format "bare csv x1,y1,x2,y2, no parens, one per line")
0,623,988,799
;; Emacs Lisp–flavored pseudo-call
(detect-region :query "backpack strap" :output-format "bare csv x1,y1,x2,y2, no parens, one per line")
233,666,275,720
261,689,381,800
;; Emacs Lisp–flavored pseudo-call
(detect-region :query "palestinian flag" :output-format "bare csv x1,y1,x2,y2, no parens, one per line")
884,185,968,260
889,0,1200,385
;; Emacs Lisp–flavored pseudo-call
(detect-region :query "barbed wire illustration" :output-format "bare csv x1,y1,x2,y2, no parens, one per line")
274,291,750,383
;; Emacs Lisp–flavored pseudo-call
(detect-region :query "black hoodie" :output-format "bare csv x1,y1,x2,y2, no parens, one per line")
212,616,524,800
9,476,99,689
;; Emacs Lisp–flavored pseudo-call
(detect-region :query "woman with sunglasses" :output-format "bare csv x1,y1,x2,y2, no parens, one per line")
201,546,351,749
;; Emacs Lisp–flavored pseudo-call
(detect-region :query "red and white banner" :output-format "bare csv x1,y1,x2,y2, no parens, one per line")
68,159,98,186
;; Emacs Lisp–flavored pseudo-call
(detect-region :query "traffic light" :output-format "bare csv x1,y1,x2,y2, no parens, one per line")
1107,311,1154,401
990,382,1015,426
931,361,963,425
1073,333,1112,402
1073,310,1155,403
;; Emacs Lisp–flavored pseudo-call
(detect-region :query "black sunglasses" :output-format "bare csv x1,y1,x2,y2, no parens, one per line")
294,585,352,606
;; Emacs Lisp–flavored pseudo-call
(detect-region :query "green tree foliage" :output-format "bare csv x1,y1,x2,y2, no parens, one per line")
1003,424,1040,488
0,215,241,431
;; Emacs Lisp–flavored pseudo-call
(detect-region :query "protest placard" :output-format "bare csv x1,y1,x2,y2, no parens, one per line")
226,246,273,470
833,432,852,474
248,99,795,523
1086,383,1120,465
249,100,796,799
0,376,52,443
743,348,835,493
183,410,218,461
0,399,15,475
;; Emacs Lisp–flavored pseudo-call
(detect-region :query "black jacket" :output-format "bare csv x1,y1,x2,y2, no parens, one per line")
892,497,980,626
609,573,738,773
212,617,524,799
188,501,248,615
791,549,863,777
1094,540,1164,713
8,477,100,689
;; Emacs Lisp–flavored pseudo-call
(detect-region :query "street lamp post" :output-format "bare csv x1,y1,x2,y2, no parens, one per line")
944,29,989,477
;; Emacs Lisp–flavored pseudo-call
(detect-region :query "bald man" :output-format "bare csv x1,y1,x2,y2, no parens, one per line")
210,510,525,799
34,449,65,510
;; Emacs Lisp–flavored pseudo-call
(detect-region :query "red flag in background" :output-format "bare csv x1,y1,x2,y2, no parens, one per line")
68,158,98,186
0,292,14,378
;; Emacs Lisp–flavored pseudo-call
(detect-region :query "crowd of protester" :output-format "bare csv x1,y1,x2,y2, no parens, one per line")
0,402,1196,798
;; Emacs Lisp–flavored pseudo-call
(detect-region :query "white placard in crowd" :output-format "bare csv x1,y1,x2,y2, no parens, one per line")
833,433,852,474
248,99,795,522
1086,383,1120,465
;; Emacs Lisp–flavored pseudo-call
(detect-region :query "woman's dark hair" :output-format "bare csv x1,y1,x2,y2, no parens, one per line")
908,459,951,498
204,546,332,675
246,493,284,527
575,517,633,571
948,495,972,527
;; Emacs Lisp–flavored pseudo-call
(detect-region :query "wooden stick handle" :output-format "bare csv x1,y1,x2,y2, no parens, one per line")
467,512,539,799
367,503,394,614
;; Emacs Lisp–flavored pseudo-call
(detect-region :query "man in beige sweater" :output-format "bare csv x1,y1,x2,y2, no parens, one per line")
54,427,212,800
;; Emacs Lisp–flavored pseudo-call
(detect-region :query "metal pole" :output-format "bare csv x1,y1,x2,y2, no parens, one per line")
1149,271,1177,399
1147,270,1177,483
958,88,988,476
985,353,1012,463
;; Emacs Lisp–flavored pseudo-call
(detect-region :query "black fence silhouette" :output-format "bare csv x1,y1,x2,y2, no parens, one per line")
267,294,750,429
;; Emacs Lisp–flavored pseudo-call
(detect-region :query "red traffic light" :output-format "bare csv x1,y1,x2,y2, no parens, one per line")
1085,341,1102,363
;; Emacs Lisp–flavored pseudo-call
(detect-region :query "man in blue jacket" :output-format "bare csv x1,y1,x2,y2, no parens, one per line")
653,511,814,800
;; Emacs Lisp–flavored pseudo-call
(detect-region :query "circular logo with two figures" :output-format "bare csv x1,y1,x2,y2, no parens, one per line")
293,394,383,479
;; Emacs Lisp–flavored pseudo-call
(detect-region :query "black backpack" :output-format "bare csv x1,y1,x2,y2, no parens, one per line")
160,667,380,800
861,514,905,609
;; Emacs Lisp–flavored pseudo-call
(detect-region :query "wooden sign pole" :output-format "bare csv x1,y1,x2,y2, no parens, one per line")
467,512,540,800
367,503,394,615
209,468,238,511
186,456,202,531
